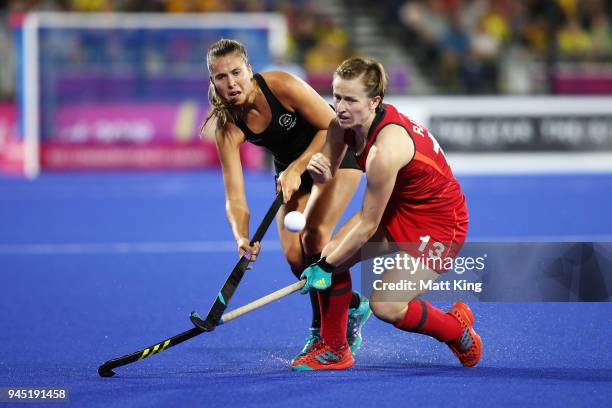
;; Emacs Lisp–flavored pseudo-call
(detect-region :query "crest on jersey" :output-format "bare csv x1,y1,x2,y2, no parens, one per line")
279,113,297,131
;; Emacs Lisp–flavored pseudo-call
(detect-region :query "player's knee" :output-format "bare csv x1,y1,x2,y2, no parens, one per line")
300,225,330,254
370,300,406,324
282,242,303,276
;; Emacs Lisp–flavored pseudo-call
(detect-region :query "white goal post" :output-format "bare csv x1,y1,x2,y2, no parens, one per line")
20,12,288,178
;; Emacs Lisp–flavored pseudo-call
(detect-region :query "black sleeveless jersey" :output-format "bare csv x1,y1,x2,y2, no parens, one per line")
234,74,317,173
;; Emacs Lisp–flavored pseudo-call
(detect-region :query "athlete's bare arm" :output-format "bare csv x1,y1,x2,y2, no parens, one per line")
215,122,260,260
307,119,349,184
325,125,413,267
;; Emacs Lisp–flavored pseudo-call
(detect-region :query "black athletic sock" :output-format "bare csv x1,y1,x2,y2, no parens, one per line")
308,291,321,329
302,252,323,329
290,266,321,329
349,292,361,309
302,252,321,269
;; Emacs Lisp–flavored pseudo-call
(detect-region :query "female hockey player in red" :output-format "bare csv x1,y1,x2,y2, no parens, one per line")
293,57,482,371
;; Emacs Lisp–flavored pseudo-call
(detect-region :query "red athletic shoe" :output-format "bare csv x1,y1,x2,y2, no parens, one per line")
291,340,355,371
446,302,482,367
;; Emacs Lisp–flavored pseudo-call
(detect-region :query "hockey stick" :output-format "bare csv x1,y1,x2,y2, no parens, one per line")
98,191,283,377
216,279,305,325
189,191,283,330
98,279,305,377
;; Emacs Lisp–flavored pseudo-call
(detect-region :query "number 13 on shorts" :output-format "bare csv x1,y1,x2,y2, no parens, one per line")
419,235,446,259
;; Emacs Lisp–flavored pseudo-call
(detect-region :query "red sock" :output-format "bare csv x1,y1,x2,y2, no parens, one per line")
393,300,462,342
318,270,352,348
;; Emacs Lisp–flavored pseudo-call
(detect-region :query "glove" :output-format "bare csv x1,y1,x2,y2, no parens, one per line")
300,257,335,294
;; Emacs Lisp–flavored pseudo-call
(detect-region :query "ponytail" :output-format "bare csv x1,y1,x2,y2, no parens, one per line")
200,82,236,137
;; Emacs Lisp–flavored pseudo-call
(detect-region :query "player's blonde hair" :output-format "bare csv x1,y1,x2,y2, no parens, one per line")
201,38,250,135
334,57,387,100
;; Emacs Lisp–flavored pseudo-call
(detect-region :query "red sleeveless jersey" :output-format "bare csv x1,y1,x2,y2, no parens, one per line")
345,103,468,266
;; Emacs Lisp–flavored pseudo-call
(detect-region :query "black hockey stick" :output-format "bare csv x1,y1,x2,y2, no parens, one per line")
97,279,303,378
189,190,283,330
98,191,283,377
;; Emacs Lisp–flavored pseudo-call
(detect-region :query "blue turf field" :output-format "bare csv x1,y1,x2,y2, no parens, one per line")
1,171,611,407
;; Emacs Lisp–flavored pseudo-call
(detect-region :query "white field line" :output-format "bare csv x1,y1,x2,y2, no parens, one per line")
0,236,611,255
0,241,281,255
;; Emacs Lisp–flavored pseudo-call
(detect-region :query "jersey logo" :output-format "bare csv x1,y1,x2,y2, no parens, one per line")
279,113,297,131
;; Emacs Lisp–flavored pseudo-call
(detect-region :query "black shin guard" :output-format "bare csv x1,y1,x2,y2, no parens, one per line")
302,252,322,329
349,291,361,309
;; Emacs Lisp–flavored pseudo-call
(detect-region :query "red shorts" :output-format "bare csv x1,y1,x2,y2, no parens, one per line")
382,201,469,273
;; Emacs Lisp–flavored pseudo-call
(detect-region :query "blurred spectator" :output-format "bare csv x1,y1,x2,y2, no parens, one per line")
399,0,447,63
287,2,320,63
557,17,592,57
303,14,350,91
499,44,538,94
4,0,608,98
71,0,115,12
390,0,612,94
480,0,510,43
165,0,226,13
465,16,501,93
438,12,470,91
0,0,353,100
590,14,612,58
279,2,352,92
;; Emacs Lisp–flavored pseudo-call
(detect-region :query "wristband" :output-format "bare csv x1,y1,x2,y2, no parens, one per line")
317,257,336,273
